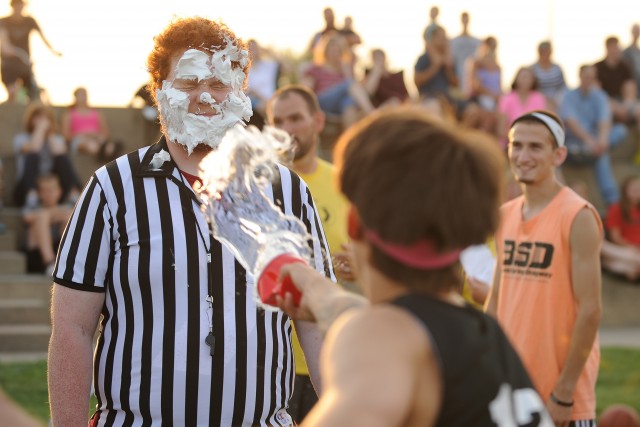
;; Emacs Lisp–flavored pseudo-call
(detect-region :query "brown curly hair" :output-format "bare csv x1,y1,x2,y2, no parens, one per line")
146,17,250,103
24,102,59,135
335,107,504,293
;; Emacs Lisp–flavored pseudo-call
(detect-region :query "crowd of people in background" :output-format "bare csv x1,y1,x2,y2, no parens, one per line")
0,2,639,281
0,5,638,427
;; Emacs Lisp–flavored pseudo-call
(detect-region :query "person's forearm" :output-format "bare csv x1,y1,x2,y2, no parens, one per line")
608,229,630,246
553,305,601,401
597,121,611,145
414,63,441,88
48,327,95,427
363,68,384,95
565,118,593,143
311,290,367,336
295,320,323,395
484,287,498,316
24,131,47,152
444,65,458,87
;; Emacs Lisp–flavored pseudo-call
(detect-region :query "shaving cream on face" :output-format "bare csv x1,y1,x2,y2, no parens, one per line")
156,37,253,155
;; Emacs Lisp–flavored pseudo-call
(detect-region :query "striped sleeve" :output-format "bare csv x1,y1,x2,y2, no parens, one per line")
53,173,113,291
276,164,335,281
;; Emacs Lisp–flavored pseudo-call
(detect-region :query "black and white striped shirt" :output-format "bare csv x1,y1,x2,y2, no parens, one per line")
53,137,334,427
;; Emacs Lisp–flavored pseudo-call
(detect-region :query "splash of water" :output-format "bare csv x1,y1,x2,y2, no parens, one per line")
199,124,312,308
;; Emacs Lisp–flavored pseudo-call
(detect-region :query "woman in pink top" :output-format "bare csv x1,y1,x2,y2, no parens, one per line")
497,67,547,147
62,87,121,162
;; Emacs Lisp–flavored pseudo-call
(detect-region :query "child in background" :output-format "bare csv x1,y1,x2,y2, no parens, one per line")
22,173,73,275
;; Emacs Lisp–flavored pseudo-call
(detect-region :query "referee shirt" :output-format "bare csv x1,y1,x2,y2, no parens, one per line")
53,137,334,427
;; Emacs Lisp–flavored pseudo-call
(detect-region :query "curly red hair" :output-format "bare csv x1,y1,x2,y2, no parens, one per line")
146,17,250,103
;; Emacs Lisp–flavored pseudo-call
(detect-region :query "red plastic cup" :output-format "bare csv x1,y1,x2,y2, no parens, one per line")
257,254,306,306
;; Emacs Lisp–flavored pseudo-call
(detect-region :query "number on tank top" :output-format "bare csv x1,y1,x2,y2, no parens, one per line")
489,383,554,427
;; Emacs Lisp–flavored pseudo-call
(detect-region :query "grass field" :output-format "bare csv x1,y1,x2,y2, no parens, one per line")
0,347,639,423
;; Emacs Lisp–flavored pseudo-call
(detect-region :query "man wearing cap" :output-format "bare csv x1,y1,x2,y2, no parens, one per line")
486,110,602,427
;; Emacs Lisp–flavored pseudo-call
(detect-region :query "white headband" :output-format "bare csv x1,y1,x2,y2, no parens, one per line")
528,112,565,147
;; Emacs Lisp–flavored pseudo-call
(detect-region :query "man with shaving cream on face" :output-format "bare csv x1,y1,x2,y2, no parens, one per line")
48,17,332,427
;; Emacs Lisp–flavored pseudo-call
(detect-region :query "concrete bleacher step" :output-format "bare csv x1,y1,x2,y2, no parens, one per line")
0,207,22,229
0,299,49,325
0,208,26,248
601,273,640,328
0,324,51,353
0,273,52,355
0,251,27,275
0,231,17,251
0,274,52,300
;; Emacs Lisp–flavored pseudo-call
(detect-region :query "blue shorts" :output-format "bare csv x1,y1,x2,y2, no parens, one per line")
317,79,356,115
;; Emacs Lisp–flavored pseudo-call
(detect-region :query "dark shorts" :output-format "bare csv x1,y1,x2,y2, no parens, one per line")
569,420,596,427
25,248,46,273
288,374,318,424
1,56,32,86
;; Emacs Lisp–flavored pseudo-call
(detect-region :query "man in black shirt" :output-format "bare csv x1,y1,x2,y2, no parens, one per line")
277,107,554,426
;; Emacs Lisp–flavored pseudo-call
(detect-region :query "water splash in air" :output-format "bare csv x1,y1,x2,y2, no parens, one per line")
199,124,311,308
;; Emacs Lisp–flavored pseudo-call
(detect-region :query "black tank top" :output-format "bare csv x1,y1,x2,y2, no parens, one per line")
391,293,552,427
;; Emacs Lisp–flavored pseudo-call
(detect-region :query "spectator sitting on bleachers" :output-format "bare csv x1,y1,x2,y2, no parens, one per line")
601,175,640,281
422,5,440,45
414,26,485,131
596,36,633,100
130,82,157,121
12,102,81,208
21,173,72,275
61,87,122,163
497,67,547,147
246,39,281,128
340,16,362,74
530,41,567,111
414,25,456,101
301,32,374,127
307,7,338,54
449,11,481,98
466,36,502,134
559,64,626,206
618,79,640,132
363,48,409,108
623,24,640,99
340,16,361,49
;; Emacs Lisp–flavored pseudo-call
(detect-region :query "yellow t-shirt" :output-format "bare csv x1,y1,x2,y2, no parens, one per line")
293,158,350,375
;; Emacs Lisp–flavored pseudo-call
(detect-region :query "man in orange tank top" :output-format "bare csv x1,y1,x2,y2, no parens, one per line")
486,110,602,427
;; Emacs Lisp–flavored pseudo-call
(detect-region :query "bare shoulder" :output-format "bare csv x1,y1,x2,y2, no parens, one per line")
570,207,602,249
316,304,440,427
325,304,431,358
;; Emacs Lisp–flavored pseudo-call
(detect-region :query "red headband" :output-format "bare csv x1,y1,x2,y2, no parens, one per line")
364,229,462,269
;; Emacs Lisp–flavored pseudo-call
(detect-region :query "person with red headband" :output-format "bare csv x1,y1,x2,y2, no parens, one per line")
276,106,553,426
486,110,602,427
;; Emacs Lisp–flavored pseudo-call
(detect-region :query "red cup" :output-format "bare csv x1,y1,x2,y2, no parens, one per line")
258,254,306,306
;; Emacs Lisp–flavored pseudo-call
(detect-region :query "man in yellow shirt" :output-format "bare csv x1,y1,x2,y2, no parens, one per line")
267,84,352,422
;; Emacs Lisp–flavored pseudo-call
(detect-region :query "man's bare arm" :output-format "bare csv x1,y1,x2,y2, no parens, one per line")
484,259,502,316
48,284,104,427
548,208,602,421
295,320,323,394
302,307,440,427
